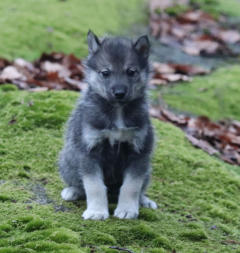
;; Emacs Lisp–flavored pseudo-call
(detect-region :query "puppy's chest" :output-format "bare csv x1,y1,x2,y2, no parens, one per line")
102,127,137,146
102,107,137,146
83,107,142,151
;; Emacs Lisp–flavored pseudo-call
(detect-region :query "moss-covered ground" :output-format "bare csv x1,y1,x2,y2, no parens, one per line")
0,85,240,253
160,66,240,121
1,0,240,252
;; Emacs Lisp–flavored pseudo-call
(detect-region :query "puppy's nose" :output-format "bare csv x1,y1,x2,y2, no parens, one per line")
112,86,127,100
114,90,126,99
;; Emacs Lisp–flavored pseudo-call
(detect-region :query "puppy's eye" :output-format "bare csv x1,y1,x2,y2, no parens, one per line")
126,68,137,77
101,70,111,78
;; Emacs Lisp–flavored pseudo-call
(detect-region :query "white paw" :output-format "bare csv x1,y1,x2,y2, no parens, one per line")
140,196,158,209
61,187,81,201
82,209,109,220
114,207,139,219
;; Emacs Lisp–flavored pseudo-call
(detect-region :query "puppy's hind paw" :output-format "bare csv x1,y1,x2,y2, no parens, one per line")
61,187,82,201
140,195,158,209
82,209,109,220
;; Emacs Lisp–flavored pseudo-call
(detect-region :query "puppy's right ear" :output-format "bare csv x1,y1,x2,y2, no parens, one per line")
134,35,150,59
87,30,101,54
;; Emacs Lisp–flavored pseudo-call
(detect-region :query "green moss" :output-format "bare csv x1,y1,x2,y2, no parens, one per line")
181,229,208,241
0,224,12,232
218,224,232,235
0,249,27,253
0,84,18,92
17,215,34,223
0,86,240,252
24,240,83,252
186,223,204,230
213,189,226,198
190,0,240,16
17,171,30,179
139,208,159,221
49,227,79,244
81,231,117,245
152,236,172,249
161,66,240,121
0,0,145,61
0,90,77,132
149,248,166,253
156,0,240,18
0,195,12,202
165,5,189,16
130,224,157,241
220,200,238,210
25,218,51,232
208,207,233,222
100,247,118,253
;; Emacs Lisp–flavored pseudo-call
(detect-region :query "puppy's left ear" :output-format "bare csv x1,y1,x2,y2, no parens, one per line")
87,30,101,54
134,35,150,59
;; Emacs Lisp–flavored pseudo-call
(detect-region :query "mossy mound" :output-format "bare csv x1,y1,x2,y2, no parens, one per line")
0,84,240,252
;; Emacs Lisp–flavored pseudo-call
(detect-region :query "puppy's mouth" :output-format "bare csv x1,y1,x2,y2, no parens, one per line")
109,96,130,105
105,92,130,104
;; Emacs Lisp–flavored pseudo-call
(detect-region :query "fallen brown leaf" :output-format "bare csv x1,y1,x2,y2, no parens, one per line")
151,61,209,87
186,134,219,155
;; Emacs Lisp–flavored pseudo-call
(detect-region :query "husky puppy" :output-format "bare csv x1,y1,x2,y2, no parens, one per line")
58,31,157,220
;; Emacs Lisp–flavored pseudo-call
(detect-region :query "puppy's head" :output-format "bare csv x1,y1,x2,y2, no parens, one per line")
85,30,150,104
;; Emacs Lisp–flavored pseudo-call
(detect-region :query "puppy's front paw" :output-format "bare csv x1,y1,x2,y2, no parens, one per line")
82,209,109,220
114,207,139,219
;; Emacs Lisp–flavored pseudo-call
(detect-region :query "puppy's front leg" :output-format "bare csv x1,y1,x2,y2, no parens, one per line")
114,172,144,219
82,171,109,220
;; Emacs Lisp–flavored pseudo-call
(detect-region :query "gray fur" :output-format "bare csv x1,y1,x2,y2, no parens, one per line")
58,31,157,220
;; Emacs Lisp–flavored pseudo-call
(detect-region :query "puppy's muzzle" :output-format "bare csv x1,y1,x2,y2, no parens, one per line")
111,85,128,100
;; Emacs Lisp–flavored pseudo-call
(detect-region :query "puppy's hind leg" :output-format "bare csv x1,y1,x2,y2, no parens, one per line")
139,175,157,209
59,149,85,201
140,195,157,209
61,186,84,201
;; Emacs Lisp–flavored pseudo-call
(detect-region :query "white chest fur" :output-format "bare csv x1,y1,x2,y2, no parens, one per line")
103,107,136,146
82,107,147,152
102,127,138,146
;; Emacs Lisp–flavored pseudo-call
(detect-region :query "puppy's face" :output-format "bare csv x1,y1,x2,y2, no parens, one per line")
85,31,150,104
